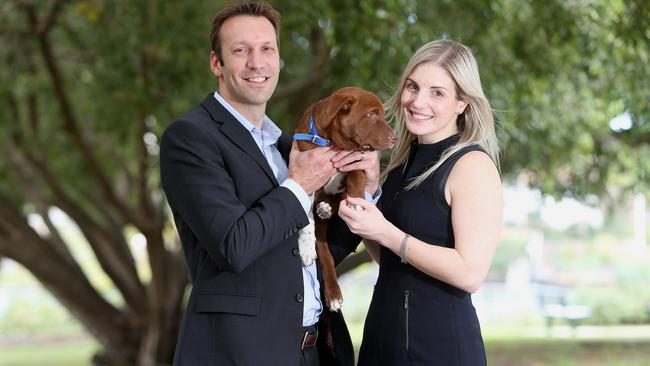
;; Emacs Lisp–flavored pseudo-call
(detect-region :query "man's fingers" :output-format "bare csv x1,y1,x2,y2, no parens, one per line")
331,150,353,162
333,150,378,169
337,161,364,172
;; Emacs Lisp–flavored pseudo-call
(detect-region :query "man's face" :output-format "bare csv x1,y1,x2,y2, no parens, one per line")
211,15,280,112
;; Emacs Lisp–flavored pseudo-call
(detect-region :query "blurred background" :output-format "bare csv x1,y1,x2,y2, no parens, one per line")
1,0,649,365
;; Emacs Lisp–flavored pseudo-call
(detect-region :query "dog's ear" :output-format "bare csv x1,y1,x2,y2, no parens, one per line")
295,104,313,133
315,92,356,130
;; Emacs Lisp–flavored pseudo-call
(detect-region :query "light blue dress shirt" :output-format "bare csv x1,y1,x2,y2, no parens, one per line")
213,92,381,326
213,92,321,326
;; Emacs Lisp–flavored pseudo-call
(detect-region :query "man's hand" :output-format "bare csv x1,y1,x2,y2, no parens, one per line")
332,149,381,196
288,141,338,195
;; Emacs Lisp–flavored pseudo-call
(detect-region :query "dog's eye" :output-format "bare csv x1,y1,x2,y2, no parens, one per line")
367,111,378,120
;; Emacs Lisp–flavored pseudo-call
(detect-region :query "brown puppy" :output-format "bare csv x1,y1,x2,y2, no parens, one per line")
294,87,396,311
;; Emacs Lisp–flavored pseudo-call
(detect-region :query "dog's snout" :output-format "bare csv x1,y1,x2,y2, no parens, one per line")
388,129,397,147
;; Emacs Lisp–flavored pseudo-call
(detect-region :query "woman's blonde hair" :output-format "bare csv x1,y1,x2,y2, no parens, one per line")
383,39,499,189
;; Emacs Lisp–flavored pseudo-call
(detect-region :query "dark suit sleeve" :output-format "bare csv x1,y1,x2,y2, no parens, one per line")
160,120,309,273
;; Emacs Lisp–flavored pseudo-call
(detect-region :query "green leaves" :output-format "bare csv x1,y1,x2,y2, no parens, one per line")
1,0,648,202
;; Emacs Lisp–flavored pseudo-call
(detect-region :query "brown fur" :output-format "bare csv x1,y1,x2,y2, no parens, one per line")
295,87,396,310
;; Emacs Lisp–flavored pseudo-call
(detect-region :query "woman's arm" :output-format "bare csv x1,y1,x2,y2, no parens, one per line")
339,151,502,293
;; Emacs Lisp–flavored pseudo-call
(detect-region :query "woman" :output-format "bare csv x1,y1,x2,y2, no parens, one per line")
338,39,502,365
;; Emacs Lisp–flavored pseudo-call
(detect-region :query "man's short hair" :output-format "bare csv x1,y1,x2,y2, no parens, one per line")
210,1,281,64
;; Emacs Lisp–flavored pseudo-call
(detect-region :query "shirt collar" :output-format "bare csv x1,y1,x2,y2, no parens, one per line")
213,92,281,144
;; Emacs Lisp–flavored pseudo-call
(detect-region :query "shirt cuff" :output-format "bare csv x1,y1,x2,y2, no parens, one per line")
365,187,382,205
281,178,312,215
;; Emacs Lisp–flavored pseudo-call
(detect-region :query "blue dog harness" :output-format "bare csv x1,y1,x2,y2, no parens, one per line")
293,115,333,147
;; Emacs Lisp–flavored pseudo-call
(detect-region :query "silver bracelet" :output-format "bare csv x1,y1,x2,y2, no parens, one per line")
399,233,410,264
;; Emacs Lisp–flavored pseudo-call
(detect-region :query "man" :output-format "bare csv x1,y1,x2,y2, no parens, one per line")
160,2,378,365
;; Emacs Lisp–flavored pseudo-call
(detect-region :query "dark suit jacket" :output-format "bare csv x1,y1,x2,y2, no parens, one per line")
160,95,359,366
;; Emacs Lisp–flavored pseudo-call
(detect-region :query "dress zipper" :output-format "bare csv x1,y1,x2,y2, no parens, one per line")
404,289,410,351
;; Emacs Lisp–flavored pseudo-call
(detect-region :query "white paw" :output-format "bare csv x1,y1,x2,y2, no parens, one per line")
328,298,343,312
315,201,333,219
300,243,317,266
298,218,317,267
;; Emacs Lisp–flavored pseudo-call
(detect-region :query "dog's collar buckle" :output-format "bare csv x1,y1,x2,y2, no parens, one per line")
293,115,333,147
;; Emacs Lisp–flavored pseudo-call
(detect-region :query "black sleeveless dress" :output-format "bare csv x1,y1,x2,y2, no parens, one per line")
358,135,487,366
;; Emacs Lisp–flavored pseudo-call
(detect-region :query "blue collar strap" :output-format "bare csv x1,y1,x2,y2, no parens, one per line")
293,115,333,147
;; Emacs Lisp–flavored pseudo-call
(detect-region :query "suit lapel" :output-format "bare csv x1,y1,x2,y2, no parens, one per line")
200,95,278,186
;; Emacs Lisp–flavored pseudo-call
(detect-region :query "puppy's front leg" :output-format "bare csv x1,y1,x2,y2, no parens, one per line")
315,219,343,312
345,170,367,210
298,198,318,266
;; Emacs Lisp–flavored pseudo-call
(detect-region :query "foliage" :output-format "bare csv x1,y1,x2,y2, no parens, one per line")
1,1,649,365
576,284,650,325
488,230,528,279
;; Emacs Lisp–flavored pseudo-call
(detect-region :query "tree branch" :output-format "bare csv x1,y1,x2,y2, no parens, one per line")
3,139,79,270
39,0,68,35
271,27,331,102
4,90,146,314
22,3,145,230
6,90,21,129
0,26,29,37
20,137,147,313
136,100,152,223
336,247,372,276
615,127,650,147
0,0,22,19
0,194,135,355
136,10,152,208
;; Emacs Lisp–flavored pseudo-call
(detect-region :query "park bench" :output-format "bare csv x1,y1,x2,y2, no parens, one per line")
535,283,592,331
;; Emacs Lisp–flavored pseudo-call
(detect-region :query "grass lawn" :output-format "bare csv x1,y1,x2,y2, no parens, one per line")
486,338,650,366
349,323,650,365
485,325,650,366
1,326,649,365
0,338,97,366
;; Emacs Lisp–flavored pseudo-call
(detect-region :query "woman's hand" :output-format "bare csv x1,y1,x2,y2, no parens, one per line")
338,196,395,244
331,150,381,196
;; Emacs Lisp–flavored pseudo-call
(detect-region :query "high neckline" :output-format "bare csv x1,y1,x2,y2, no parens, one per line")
404,134,460,179
411,134,460,156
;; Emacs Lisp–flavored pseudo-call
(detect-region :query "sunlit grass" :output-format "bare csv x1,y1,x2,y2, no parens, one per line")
347,323,650,366
1,324,649,366
486,338,650,366
0,339,97,366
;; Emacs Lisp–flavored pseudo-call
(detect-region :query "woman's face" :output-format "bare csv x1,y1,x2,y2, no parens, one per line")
400,62,467,144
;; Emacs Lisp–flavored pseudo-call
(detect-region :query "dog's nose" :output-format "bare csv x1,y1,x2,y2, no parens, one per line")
388,130,397,146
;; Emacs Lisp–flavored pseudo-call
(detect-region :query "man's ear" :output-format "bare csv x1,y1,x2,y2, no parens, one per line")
210,51,223,78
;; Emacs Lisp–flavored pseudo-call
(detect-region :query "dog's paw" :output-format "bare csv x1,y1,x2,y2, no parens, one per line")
300,246,317,267
315,201,333,219
298,227,317,267
347,203,363,211
328,298,343,312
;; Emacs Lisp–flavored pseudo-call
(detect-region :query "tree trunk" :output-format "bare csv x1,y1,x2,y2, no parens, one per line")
0,196,186,366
